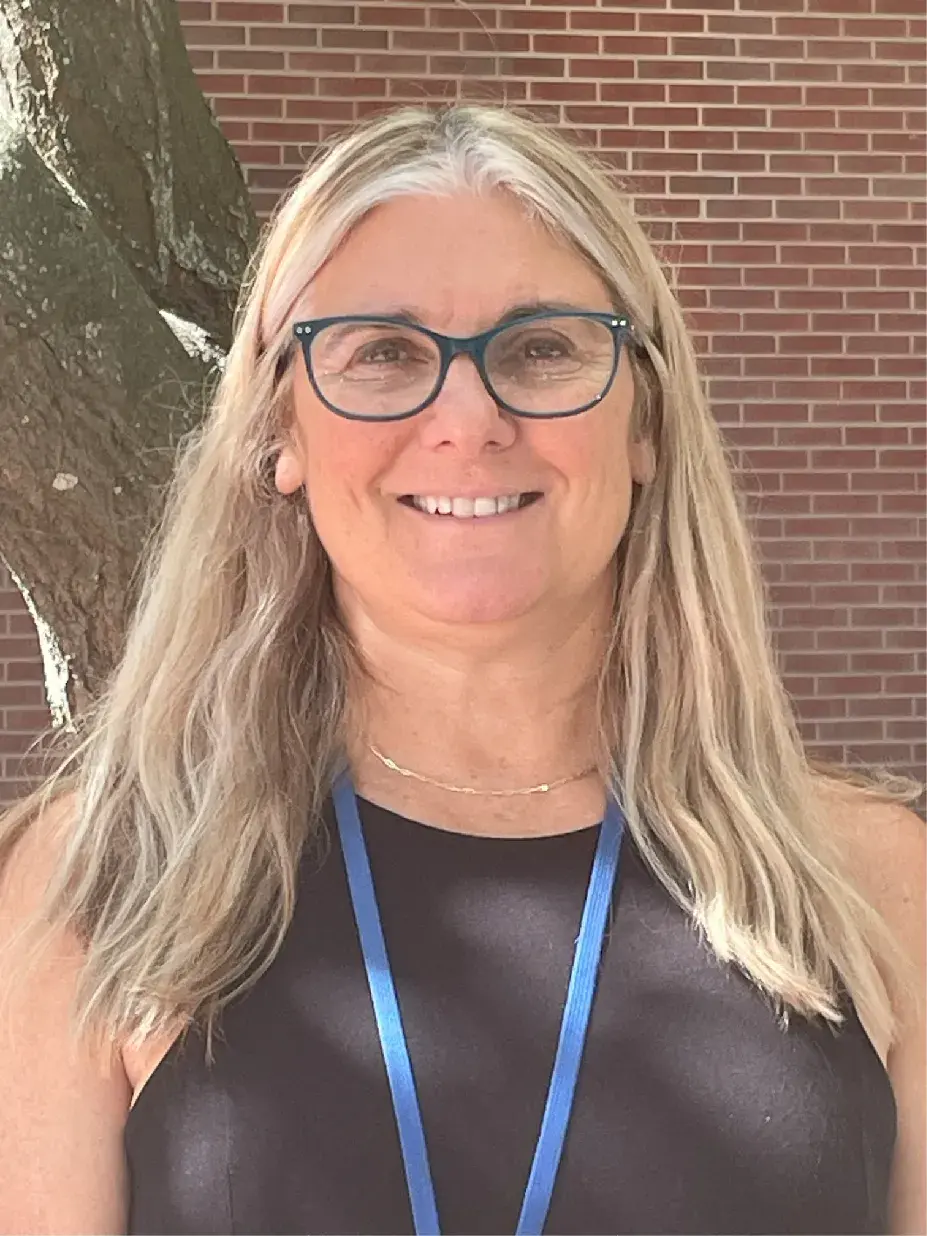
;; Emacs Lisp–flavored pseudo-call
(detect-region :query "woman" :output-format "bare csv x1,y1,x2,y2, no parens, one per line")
0,104,923,1235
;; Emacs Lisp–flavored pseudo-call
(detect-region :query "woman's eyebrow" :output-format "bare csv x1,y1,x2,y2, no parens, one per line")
351,300,594,328
495,300,590,324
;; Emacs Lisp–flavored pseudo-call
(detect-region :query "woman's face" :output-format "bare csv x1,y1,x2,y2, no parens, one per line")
276,190,651,634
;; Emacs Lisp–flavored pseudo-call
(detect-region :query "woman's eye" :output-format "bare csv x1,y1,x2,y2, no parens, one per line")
524,337,569,360
505,333,575,365
356,340,407,364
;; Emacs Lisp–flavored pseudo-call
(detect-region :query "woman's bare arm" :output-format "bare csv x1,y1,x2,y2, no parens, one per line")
879,805,927,1236
0,798,131,1233
822,785,927,1236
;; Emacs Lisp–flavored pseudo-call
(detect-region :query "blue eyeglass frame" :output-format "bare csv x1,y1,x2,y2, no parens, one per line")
291,310,637,423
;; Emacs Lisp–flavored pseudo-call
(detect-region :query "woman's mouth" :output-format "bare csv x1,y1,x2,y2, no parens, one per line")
399,493,542,518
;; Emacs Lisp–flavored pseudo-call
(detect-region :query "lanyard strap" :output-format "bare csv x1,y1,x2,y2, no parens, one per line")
333,773,626,1236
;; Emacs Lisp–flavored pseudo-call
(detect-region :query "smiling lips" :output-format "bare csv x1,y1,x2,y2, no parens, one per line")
403,493,541,518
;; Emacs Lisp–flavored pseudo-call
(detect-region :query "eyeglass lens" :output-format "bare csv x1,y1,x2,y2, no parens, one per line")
306,315,619,419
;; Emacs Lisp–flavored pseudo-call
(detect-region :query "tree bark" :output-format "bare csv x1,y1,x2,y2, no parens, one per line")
0,0,258,349
0,0,259,710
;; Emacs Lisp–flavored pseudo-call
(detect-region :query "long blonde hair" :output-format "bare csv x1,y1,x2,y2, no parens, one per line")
1,103,921,1050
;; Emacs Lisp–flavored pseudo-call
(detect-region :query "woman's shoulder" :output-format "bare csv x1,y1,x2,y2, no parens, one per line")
0,787,80,950
0,789,109,1045
810,774,924,1054
812,774,925,940
0,789,132,1229
812,773,926,1232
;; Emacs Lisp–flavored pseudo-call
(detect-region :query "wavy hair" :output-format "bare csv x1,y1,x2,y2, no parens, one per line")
1,103,921,1051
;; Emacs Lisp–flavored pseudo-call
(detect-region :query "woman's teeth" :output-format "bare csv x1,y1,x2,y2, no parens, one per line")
410,494,527,517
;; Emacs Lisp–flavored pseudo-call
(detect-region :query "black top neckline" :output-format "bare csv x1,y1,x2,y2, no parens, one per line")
355,791,606,844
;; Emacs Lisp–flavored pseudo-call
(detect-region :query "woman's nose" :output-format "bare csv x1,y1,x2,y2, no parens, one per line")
415,354,518,453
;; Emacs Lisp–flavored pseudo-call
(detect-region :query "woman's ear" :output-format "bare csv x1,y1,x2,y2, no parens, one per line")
274,445,304,495
629,438,656,486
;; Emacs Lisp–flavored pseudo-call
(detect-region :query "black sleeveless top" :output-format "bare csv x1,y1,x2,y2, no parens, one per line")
125,796,896,1235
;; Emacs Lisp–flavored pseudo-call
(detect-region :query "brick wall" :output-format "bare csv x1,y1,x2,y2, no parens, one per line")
1,0,924,805
0,575,46,806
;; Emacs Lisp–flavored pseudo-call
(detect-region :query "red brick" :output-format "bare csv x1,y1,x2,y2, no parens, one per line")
182,23,246,44
361,4,425,24
285,98,353,119
467,33,529,52
633,148,698,170
576,86,667,113
358,52,427,73
805,130,868,152
321,74,383,95
776,15,840,35
838,153,905,175
671,127,734,149
740,37,804,58
844,64,907,87
288,51,355,71
671,82,734,103
601,34,668,56
216,2,284,19
703,106,767,127
645,13,705,32
381,76,448,97
501,8,568,29
710,60,774,85
391,29,458,50
702,151,765,172
845,200,911,222
4,708,50,733
250,24,316,44
738,85,801,107
219,50,286,69
501,57,566,78
672,35,736,57
669,174,734,195
0,733,41,757
287,4,355,22
530,81,597,102
320,27,388,48
466,78,527,102
874,131,925,152
875,87,927,110
636,105,697,127
708,197,774,218
569,58,635,78
774,62,839,83
641,58,707,80
232,141,283,163
248,73,317,93
531,32,594,54
709,14,774,34
567,10,637,30
196,73,245,93
212,95,285,116
0,684,43,707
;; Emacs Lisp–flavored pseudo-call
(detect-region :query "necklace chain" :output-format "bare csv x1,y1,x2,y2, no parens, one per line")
367,742,595,798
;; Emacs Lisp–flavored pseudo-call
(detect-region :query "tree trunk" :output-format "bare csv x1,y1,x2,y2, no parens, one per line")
0,0,259,711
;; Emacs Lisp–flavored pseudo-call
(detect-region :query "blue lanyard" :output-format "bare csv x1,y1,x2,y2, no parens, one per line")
333,773,626,1235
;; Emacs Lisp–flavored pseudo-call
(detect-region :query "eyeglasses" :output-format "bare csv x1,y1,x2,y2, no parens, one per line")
291,310,636,422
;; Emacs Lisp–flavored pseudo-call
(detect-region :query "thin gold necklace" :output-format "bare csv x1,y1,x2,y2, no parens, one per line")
368,742,596,798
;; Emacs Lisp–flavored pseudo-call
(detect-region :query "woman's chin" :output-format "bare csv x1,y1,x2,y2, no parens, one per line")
419,600,537,627
404,575,550,628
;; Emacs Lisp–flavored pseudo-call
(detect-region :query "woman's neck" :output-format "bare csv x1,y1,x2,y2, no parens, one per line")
339,586,613,835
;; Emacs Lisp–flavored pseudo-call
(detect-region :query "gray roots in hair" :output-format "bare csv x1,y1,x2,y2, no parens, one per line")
1,103,921,1051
